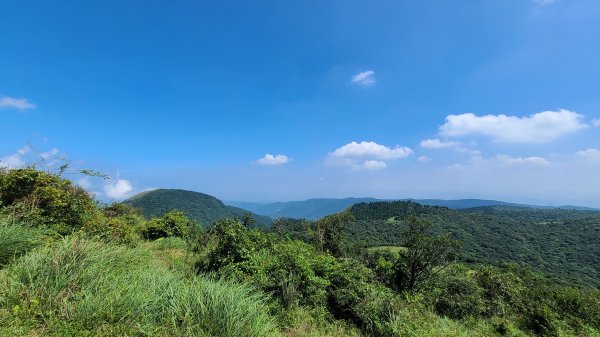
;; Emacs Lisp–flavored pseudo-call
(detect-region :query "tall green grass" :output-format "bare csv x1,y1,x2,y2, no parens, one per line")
0,236,280,337
0,219,42,268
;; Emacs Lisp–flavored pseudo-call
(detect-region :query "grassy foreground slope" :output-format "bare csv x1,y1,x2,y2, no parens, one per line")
0,233,279,336
346,201,600,288
124,189,272,227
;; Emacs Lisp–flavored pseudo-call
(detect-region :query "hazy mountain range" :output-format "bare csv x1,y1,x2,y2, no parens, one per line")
228,197,598,220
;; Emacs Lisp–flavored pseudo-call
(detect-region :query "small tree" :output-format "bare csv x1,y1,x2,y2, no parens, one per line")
315,212,353,257
394,215,460,293
242,212,255,228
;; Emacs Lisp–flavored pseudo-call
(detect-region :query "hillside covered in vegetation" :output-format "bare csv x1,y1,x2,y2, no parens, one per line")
1,168,600,337
342,201,600,288
124,188,272,227
230,198,598,220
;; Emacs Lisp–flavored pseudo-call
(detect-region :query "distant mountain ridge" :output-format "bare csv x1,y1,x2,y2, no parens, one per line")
124,189,271,227
227,198,598,219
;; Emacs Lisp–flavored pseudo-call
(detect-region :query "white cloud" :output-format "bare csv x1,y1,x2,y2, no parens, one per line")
592,119,600,127
330,141,413,160
351,70,376,86
257,154,289,165
358,160,387,170
576,149,600,159
533,0,556,4
0,96,36,111
0,146,31,168
103,179,134,199
328,141,412,170
439,109,587,143
417,156,432,163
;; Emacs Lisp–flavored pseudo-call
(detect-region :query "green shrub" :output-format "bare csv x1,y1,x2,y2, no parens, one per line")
474,266,525,317
551,286,600,329
362,249,396,286
242,240,334,309
0,168,100,234
139,210,195,240
428,269,486,320
198,218,274,272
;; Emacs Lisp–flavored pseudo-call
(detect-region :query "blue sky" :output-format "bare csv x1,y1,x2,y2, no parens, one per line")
2,0,600,206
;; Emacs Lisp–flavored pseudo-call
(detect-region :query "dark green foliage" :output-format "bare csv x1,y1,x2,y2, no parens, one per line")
393,216,460,293
428,267,486,320
315,212,354,257
324,259,399,335
551,286,600,329
363,250,396,287
139,210,195,240
271,217,315,243
474,266,525,317
345,201,600,288
248,241,334,308
0,168,99,234
198,218,274,272
124,188,272,227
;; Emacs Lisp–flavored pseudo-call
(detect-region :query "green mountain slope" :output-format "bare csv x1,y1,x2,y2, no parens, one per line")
345,201,600,288
124,189,271,227
229,198,597,219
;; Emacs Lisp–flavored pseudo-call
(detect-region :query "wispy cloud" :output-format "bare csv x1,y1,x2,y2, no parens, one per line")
417,156,432,163
496,155,550,167
576,149,600,159
420,138,480,155
533,0,557,5
0,96,36,111
440,109,587,143
592,119,600,127
358,160,387,170
256,154,289,165
351,70,376,86
0,146,31,168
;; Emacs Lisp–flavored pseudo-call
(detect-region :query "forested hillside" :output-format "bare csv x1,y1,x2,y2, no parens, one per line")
124,189,272,227
344,201,600,288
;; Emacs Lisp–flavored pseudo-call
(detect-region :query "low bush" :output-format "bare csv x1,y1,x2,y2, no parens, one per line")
139,210,195,240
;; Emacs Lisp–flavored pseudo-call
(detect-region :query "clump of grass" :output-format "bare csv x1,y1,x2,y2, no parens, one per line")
0,236,280,337
0,218,43,268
